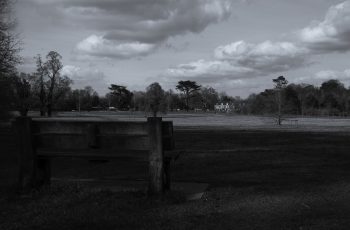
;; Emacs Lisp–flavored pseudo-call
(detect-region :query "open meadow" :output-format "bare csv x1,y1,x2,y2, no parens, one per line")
1,112,350,229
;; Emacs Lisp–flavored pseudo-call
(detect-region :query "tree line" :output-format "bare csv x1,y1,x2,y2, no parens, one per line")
3,52,350,119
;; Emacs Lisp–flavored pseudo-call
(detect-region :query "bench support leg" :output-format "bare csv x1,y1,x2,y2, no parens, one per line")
14,117,36,190
37,158,51,186
14,117,51,190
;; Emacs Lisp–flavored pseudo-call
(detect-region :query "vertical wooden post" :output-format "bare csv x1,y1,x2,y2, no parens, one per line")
147,117,164,195
14,116,36,189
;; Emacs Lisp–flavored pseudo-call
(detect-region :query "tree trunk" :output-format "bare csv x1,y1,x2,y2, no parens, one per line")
278,90,282,125
185,95,189,112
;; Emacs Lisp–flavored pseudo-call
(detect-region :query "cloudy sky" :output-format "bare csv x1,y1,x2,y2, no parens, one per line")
15,0,350,97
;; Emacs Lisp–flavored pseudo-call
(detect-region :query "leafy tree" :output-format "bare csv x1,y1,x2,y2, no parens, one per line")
273,76,288,125
200,86,219,111
145,82,167,117
320,79,347,115
108,84,133,110
133,91,146,111
176,80,201,111
284,85,301,115
165,89,184,111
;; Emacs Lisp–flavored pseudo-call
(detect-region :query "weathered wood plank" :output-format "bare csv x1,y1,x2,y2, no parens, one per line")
147,117,164,195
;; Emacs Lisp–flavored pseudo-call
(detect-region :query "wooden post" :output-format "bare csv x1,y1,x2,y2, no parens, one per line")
37,158,51,186
147,117,164,195
14,117,36,189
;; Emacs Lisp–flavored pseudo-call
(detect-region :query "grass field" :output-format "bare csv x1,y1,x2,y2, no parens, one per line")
1,113,350,229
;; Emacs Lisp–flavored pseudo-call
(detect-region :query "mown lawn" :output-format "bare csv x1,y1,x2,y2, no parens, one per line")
1,128,350,229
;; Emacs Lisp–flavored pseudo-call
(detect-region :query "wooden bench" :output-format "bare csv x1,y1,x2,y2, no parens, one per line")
13,117,175,195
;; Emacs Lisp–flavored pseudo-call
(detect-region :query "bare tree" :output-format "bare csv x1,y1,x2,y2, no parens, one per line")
32,51,71,116
45,51,63,116
33,55,47,116
0,0,21,75
13,73,32,116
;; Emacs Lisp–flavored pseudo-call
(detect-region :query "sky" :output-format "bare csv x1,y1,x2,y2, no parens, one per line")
15,0,350,98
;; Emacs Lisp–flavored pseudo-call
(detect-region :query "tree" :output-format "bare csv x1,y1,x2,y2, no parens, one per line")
284,84,301,115
45,51,64,116
108,84,133,110
200,86,219,111
0,0,21,76
273,76,288,125
145,82,167,117
13,73,33,116
320,79,347,115
176,80,201,111
132,91,146,111
0,0,21,119
165,89,184,111
33,55,46,116
32,51,72,116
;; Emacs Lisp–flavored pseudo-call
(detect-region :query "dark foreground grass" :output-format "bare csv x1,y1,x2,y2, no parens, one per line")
1,128,350,229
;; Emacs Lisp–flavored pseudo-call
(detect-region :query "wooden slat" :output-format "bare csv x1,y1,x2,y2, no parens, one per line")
32,120,148,135
36,148,149,161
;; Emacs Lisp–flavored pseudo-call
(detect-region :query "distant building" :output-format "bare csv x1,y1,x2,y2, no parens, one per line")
214,103,234,113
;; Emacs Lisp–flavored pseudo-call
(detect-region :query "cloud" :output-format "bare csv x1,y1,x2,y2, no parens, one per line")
163,40,309,85
62,65,109,94
299,1,350,52
294,69,350,86
75,35,157,59
26,0,233,59
165,59,253,83
161,1,350,87
214,40,309,73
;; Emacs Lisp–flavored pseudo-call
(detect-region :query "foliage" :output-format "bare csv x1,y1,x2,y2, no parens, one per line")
176,80,201,111
145,82,167,117
108,84,133,110
200,86,219,111
273,76,288,125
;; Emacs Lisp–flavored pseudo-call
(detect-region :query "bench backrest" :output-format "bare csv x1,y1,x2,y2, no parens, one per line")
32,119,174,155
13,117,174,194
